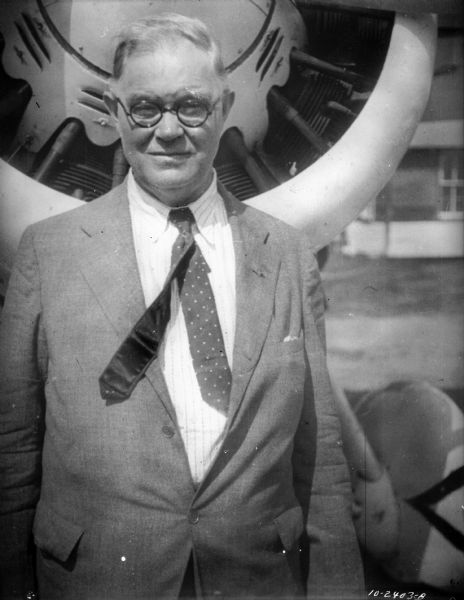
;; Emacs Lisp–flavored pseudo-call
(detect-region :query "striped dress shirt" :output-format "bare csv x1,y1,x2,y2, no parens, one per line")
127,171,236,484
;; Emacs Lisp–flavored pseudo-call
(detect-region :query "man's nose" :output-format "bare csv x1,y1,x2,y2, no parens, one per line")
154,111,184,141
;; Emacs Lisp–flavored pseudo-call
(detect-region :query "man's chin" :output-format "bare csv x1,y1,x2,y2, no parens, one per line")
137,170,210,206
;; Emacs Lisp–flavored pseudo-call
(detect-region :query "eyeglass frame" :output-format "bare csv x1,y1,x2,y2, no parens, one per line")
114,95,222,129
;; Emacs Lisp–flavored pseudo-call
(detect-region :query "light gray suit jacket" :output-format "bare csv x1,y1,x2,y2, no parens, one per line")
0,183,364,599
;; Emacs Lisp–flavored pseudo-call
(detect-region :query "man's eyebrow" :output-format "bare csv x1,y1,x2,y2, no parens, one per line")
172,87,214,101
176,92,214,104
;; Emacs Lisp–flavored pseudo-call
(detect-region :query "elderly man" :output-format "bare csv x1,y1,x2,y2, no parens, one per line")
0,13,364,600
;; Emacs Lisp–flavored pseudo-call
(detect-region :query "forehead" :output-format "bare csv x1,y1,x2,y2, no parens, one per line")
114,40,222,100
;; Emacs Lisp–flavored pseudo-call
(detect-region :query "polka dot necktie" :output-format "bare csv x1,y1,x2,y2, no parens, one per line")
169,207,232,415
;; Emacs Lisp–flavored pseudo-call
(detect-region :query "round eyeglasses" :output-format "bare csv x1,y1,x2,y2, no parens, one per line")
115,97,220,128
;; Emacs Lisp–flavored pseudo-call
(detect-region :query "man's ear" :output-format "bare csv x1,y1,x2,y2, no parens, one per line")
222,90,235,120
103,90,118,119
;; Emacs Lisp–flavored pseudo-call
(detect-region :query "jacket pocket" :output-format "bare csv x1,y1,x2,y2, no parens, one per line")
273,505,304,551
264,335,304,355
33,503,84,562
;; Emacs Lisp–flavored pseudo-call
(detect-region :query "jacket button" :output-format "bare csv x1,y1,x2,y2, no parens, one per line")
188,510,199,524
161,425,175,438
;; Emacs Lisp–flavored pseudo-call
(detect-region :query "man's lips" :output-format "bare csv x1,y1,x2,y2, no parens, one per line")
149,151,191,157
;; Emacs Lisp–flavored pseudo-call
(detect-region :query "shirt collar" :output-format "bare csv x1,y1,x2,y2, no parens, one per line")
127,169,223,246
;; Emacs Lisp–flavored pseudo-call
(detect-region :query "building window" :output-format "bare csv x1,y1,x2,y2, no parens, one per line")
438,149,464,219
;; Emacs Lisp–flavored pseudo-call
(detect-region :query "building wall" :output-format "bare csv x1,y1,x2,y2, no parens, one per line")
376,151,439,221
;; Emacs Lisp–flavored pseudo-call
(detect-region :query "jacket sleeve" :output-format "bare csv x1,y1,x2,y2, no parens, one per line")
0,227,46,599
292,240,365,599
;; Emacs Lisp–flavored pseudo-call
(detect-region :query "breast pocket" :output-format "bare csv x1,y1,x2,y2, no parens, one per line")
259,336,305,369
280,336,304,355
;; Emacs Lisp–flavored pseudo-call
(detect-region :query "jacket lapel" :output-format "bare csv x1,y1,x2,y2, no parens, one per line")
76,185,144,339
75,184,177,422
221,188,281,431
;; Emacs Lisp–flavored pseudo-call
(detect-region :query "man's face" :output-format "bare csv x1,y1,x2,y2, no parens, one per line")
107,40,232,206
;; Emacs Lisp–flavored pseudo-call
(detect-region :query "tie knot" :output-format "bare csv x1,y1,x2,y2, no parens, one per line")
169,207,195,236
